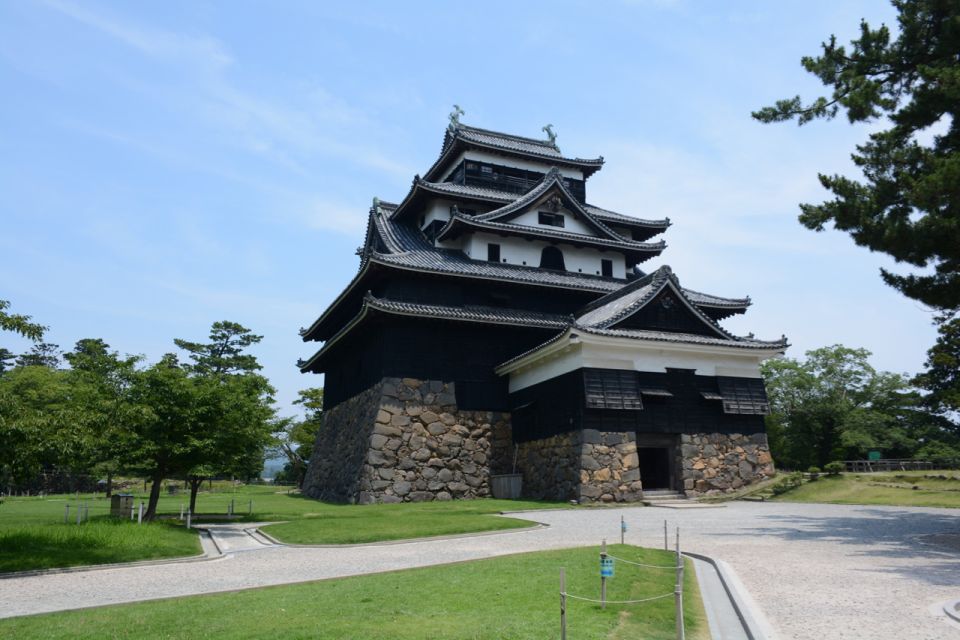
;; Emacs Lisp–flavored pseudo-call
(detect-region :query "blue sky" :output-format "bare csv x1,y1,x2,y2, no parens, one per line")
1,0,936,416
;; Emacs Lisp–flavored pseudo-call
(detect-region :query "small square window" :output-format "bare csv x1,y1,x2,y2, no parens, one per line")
538,211,565,227
601,259,613,277
487,243,501,263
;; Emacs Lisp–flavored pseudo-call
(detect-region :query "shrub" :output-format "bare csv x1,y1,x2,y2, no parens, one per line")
824,462,844,476
807,466,821,480
770,471,805,495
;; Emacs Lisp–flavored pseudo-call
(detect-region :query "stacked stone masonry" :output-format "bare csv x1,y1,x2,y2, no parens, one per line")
303,378,512,504
303,377,775,504
679,432,775,497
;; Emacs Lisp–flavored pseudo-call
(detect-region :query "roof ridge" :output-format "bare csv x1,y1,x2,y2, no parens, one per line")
456,123,558,148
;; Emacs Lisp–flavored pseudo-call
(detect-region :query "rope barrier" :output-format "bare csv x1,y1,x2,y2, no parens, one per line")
605,553,676,569
563,591,674,605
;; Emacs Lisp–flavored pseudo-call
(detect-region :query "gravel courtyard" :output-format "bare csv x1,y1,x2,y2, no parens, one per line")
1,502,958,639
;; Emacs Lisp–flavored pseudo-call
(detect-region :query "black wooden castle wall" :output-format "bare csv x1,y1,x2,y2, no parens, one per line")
321,316,555,412
509,367,767,443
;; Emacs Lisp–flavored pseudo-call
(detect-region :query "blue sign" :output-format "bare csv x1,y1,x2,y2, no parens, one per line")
621,520,627,532
600,557,614,578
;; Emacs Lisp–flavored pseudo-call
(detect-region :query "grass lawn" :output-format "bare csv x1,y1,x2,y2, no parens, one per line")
0,484,566,571
0,545,708,640
258,497,560,544
771,470,960,508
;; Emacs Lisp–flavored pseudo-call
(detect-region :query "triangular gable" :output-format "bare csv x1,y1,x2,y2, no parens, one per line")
473,169,627,242
575,266,733,339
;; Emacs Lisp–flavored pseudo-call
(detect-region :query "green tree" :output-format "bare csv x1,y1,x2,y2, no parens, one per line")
913,314,960,462
63,339,141,496
124,355,204,519
174,322,276,513
174,321,263,375
0,348,14,373
0,299,46,341
15,343,61,369
753,0,960,311
276,388,323,487
762,345,931,468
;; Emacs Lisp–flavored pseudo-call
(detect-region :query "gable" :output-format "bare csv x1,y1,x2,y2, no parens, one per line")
608,287,724,337
511,202,600,237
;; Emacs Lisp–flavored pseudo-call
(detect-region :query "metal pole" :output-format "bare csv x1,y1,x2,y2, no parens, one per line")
138,501,144,525
675,527,685,640
64,503,70,524
600,538,607,610
620,515,625,545
186,508,192,529
664,519,668,550
560,567,567,640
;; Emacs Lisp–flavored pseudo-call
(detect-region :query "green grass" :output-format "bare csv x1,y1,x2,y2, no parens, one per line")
258,497,560,544
0,484,567,571
770,470,960,508
0,545,708,640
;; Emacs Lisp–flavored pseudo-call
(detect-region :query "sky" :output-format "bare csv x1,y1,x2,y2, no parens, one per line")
0,0,938,418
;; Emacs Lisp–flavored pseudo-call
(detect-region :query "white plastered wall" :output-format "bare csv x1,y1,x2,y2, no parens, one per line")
507,337,770,393
462,231,627,278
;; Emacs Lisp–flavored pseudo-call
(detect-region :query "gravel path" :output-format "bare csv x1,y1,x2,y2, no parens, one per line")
2,502,958,639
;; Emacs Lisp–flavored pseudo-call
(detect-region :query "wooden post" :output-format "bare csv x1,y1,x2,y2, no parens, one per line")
138,501,144,525
675,527,685,640
560,567,567,640
179,504,184,521
620,515,625,545
130,503,135,520
600,538,607,610
664,519,668,550
249,500,253,515
186,508,192,529
76,502,82,525
64,503,70,524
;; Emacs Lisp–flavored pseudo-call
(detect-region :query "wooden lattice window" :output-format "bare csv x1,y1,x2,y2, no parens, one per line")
584,370,643,410
716,377,770,415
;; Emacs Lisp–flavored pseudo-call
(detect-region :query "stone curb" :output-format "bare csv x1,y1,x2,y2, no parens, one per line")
0,529,224,580
254,520,549,548
943,599,960,623
683,551,777,640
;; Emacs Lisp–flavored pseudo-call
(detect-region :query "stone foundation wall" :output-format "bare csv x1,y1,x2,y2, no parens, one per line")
302,383,384,503
303,377,512,504
579,430,643,503
679,432,774,497
517,432,581,501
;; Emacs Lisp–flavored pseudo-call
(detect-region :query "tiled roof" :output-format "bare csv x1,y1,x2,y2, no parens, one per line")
437,212,666,258
406,180,670,230
574,265,740,341
454,125,565,158
682,287,750,309
424,124,604,181
300,293,567,372
366,296,569,329
574,325,788,349
496,324,787,372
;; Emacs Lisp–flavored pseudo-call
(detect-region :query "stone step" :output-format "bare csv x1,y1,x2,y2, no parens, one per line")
642,492,685,502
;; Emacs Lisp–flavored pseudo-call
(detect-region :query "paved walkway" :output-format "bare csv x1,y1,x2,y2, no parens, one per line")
2,502,959,639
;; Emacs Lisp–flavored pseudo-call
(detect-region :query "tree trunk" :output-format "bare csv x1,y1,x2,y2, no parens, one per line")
105,472,113,498
189,476,203,514
144,471,164,520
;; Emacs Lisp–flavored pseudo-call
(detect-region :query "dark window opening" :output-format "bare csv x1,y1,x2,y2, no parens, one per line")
539,246,566,271
487,243,501,263
538,211,565,227
601,259,613,277
422,219,445,243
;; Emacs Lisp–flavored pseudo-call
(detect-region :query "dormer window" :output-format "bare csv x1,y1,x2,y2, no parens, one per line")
538,211,565,228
